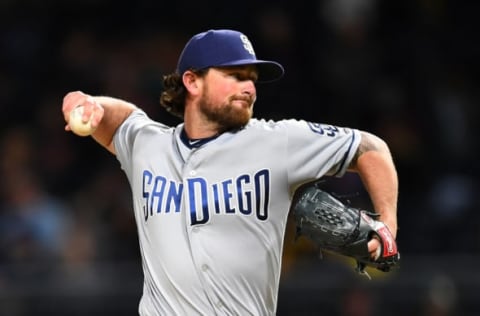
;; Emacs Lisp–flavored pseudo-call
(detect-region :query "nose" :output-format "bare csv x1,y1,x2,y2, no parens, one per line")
241,80,256,97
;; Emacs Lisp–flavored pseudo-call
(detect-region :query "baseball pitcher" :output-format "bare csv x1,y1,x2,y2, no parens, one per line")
62,29,399,316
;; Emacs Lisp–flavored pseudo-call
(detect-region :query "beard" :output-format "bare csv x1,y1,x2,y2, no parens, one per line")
198,91,254,133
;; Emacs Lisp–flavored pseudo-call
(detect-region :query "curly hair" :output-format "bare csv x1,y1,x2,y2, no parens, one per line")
160,69,207,119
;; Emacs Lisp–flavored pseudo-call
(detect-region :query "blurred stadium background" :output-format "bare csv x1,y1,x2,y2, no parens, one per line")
1,1,479,315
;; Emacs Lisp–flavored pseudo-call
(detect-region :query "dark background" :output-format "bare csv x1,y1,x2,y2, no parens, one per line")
1,0,479,315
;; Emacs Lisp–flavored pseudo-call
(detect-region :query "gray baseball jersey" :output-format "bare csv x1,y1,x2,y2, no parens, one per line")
113,109,361,316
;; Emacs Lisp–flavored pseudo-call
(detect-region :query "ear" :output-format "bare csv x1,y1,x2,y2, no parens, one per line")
182,71,202,96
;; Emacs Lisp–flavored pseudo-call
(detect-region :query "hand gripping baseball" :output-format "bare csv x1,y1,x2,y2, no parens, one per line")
291,182,400,279
63,91,104,136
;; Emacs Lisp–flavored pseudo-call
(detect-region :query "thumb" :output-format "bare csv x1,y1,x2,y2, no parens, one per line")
368,236,381,260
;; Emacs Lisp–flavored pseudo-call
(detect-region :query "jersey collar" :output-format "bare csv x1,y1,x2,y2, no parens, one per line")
180,127,220,149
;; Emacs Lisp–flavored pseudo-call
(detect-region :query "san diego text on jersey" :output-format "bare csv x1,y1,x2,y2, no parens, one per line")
142,168,271,224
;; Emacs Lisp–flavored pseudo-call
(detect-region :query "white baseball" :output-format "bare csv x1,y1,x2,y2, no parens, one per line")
69,105,96,136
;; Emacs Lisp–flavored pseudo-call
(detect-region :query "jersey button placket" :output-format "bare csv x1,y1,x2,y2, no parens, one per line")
183,157,218,308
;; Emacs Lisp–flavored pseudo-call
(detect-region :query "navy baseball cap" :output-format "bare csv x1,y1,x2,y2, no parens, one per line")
176,29,284,83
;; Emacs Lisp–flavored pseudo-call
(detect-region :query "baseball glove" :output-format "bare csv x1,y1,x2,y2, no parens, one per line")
291,182,399,278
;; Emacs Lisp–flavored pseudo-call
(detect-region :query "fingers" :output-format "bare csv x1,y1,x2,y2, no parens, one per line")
62,91,104,132
63,91,85,121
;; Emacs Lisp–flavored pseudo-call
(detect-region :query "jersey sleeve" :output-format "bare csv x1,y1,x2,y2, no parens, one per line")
113,109,170,178
284,119,361,185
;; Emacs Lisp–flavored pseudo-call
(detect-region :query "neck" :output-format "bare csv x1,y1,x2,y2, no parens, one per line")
183,122,221,139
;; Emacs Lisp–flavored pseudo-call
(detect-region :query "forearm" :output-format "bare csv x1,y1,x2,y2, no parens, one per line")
357,150,398,234
350,132,398,237
90,96,137,154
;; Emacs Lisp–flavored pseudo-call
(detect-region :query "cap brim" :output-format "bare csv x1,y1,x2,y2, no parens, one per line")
216,59,284,83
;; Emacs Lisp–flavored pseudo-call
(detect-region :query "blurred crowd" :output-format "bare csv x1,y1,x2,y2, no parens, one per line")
1,0,480,315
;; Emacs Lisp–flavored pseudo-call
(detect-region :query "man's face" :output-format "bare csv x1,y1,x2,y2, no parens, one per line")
198,65,258,132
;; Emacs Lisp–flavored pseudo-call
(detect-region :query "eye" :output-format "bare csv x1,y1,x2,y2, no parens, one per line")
230,72,243,80
230,72,257,82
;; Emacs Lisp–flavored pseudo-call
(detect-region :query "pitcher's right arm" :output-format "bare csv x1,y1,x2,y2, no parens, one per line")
62,90,137,154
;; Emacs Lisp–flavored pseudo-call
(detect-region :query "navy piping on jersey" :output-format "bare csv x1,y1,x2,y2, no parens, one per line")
180,128,220,149
332,131,357,177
